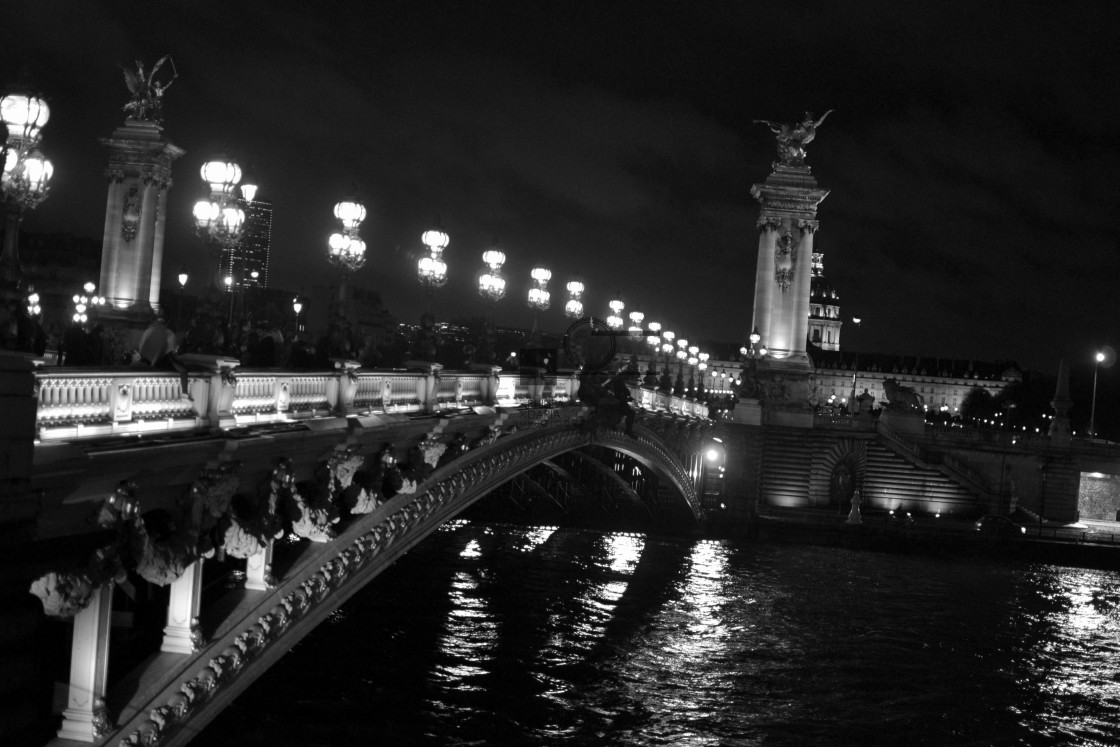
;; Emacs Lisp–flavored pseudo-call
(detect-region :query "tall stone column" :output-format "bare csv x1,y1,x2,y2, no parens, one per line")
749,165,828,368
98,119,183,323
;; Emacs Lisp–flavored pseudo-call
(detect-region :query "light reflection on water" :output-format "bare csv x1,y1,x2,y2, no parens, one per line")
205,525,1120,747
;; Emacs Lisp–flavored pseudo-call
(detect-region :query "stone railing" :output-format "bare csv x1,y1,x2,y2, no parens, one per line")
631,385,709,419
33,362,708,442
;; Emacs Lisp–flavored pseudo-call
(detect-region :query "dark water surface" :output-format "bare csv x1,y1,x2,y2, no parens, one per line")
202,523,1120,746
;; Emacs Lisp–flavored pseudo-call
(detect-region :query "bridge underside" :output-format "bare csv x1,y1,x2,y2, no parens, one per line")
34,406,706,746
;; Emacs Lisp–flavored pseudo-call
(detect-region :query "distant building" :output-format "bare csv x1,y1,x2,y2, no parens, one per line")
219,199,272,289
808,252,841,351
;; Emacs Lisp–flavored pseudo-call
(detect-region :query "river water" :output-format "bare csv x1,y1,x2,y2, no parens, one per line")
201,522,1120,746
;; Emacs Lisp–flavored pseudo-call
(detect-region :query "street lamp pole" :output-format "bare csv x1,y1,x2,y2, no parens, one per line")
327,197,367,322
527,266,551,345
1090,349,1106,441
477,245,506,364
415,222,449,362
1,88,54,297
176,269,188,331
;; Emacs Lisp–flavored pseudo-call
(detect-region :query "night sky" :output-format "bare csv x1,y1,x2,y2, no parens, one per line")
3,0,1118,375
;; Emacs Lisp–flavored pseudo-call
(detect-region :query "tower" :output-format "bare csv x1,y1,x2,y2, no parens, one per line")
808,252,842,351
97,60,183,320
219,198,272,289
749,114,831,369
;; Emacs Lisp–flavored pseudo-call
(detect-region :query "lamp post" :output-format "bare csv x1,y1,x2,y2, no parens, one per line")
739,326,768,398
1,88,54,295
527,266,551,344
1090,349,1107,441
659,329,675,390
418,223,449,310
72,281,105,327
327,197,367,321
176,269,188,331
193,156,251,287
477,245,506,363
564,280,584,320
411,221,449,362
698,352,709,400
292,296,304,334
606,296,624,330
644,320,661,385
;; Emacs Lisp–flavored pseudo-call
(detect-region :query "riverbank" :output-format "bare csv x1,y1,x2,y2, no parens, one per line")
751,507,1120,572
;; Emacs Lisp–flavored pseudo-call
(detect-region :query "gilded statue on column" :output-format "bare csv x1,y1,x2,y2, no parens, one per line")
754,110,833,167
121,55,178,123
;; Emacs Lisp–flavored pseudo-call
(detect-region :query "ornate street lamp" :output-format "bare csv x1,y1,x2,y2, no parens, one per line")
1090,349,1107,441
526,266,551,345
1,89,54,290
412,221,450,362
292,296,304,333
418,222,449,299
564,279,584,319
325,196,366,320
478,248,506,303
607,296,624,330
193,156,250,249
527,266,551,312
328,197,367,274
175,269,188,330
476,245,506,364
628,308,644,337
26,287,40,317
72,281,105,326
644,320,662,385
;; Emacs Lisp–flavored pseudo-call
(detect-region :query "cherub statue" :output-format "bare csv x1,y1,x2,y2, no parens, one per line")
754,110,833,166
121,55,178,123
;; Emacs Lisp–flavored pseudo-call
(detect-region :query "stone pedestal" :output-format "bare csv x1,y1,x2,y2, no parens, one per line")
879,409,926,437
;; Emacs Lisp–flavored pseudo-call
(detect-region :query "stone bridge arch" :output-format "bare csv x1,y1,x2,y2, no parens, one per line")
71,413,707,746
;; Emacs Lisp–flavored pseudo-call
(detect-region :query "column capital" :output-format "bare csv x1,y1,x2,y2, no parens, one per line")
798,219,820,233
756,216,783,232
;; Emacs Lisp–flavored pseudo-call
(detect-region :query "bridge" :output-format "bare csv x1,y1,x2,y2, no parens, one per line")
0,353,714,746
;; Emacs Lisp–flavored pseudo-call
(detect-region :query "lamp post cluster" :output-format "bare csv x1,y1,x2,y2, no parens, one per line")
418,224,449,300
564,280,584,319
193,156,255,254
72,281,105,325
1,89,54,290
478,248,507,303
327,198,367,274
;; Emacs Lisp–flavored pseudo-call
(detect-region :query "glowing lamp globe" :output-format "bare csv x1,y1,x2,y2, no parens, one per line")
220,205,245,233
566,280,584,296
193,199,217,229
334,199,366,229
482,249,506,270
422,228,449,254
531,267,551,284
344,238,366,259
201,158,241,195
564,298,583,318
609,298,624,314
19,151,53,196
0,92,50,139
240,182,258,203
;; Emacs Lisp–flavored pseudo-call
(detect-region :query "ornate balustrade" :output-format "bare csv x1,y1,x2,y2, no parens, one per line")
33,361,708,443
